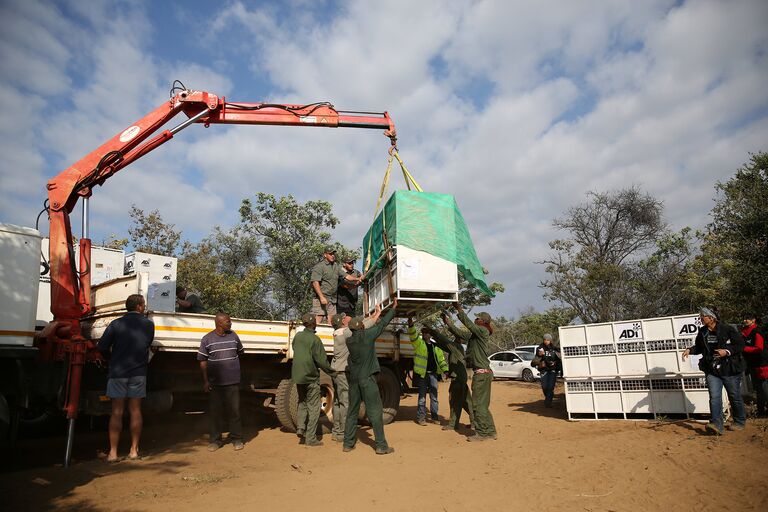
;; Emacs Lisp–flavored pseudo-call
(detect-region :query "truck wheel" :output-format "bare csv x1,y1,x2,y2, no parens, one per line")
275,379,298,432
358,366,401,425
275,377,334,434
378,366,401,424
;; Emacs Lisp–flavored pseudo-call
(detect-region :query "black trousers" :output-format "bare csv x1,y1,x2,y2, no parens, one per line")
209,383,242,442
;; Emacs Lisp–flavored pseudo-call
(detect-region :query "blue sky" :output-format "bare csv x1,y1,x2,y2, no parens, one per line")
1,0,767,318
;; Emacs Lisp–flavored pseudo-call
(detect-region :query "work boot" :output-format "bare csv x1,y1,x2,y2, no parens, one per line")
343,445,355,453
417,419,427,426
705,422,723,435
727,423,745,431
232,440,244,451
331,434,344,442
305,439,323,447
466,434,491,442
207,441,222,452
375,446,395,455
441,425,455,431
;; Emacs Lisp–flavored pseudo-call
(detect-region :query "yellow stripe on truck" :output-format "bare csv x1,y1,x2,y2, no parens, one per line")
155,325,286,337
154,325,334,341
0,330,35,337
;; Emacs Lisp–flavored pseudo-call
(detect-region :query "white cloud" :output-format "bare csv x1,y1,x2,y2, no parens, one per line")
2,0,767,320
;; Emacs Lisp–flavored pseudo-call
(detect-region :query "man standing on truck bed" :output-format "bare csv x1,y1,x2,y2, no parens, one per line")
343,300,398,455
310,246,360,324
454,302,497,441
336,256,362,317
198,312,245,451
97,294,155,462
292,313,337,447
176,286,205,313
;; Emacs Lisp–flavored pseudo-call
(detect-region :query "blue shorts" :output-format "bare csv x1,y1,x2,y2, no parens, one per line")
107,375,147,399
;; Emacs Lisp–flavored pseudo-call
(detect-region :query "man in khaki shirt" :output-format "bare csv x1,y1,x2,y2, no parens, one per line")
310,246,360,324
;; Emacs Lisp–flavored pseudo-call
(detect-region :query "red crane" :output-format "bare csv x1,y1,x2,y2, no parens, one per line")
39,83,397,465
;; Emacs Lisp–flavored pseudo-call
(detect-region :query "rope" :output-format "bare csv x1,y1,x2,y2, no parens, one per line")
363,149,422,272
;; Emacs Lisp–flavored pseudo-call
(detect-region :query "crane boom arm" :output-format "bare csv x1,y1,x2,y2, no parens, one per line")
41,87,397,429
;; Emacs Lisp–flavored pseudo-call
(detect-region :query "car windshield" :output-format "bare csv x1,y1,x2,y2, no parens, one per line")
516,352,534,361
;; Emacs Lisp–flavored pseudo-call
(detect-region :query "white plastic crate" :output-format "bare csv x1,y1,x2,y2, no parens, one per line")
364,245,459,316
559,314,704,379
565,376,710,420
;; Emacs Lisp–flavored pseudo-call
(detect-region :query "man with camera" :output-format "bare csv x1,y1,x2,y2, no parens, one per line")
532,334,560,408
682,307,746,435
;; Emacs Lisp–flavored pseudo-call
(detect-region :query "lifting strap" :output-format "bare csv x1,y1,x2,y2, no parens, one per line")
364,149,423,273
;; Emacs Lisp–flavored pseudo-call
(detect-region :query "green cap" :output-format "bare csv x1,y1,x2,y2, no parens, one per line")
331,313,346,329
475,311,492,323
349,316,365,330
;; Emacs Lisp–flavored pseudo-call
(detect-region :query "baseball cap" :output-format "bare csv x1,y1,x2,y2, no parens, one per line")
323,245,336,254
475,312,492,323
331,313,346,329
349,316,365,330
301,313,315,326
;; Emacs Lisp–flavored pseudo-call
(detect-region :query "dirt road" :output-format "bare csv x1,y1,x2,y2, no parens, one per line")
2,380,766,511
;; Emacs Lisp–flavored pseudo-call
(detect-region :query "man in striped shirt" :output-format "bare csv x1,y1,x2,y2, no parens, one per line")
198,312,245,451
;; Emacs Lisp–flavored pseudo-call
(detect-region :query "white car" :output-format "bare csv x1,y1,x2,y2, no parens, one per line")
489,351,540,382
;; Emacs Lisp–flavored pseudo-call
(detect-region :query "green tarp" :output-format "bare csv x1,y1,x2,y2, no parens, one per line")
363,191,494,297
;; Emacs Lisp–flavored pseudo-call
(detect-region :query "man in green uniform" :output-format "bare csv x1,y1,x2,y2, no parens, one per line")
420,311,475,433
291,313,336,446
310,246,361,324
330,306,381,442
343,300,398,455
454,302,497,441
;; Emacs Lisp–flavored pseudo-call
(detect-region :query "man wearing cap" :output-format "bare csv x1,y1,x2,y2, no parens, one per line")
421,312,475,433
407,316,449,426
533,334,560,407
343,300,398,455
336,257,362,317
292,314,336,446
330,306,381,442
310,246,361,325
454,302,497,441
682,307,746,435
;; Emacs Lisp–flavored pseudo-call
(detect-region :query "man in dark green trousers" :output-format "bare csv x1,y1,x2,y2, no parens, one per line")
454,302,497,441
292,313,336,446
421,312,475,433
343,299,398,455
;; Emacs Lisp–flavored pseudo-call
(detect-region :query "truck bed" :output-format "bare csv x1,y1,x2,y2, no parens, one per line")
83,272,414,359
82,310,414,359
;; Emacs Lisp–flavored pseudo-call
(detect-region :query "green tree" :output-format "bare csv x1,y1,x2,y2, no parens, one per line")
127,205,181,256
623,228,697,318
458,270,505,310
509,306,576,347
541,186,668,323
177,225,271,319
238,193,354,319
688,152,768,318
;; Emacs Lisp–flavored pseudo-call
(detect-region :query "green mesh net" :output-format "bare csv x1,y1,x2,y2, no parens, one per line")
363,190,494,297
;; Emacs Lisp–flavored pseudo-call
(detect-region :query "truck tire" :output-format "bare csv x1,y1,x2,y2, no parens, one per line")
275,378,298,432
275,377,334,434
358,366,401,425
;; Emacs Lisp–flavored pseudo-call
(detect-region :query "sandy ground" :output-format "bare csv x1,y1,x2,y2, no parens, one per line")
2,380,767,512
